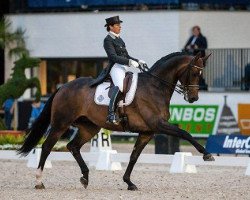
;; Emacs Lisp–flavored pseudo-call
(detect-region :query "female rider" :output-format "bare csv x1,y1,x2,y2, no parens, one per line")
103,16,146,125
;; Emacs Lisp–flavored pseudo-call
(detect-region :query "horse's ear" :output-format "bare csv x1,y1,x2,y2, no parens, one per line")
194,52,202,61
202,53,212,63
191,52,201,63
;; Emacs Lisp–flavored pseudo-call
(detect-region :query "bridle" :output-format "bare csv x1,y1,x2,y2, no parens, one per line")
178,63,203,101
139,61,203,98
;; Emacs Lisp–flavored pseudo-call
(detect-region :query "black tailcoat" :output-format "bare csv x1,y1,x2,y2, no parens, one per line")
90,34,138,87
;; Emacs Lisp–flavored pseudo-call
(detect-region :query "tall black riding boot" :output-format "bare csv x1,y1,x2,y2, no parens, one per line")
106,86,122,125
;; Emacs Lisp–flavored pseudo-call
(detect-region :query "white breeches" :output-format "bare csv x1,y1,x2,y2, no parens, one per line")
110,63,131,92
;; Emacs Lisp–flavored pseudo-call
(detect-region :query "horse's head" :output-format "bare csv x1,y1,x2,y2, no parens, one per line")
177,52,211,103
13,55,41,70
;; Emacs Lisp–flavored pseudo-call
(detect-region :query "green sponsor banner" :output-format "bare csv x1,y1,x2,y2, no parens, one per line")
169,105,219,135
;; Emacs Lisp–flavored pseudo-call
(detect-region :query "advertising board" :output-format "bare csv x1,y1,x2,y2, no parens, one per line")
170,92,250,137
169,105,218,137
206,135,250,154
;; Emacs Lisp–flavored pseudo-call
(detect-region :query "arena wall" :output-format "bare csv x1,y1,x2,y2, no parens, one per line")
179,11,250,49
5,11,250,81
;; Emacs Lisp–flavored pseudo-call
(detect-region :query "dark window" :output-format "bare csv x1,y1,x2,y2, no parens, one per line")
46,58,106,94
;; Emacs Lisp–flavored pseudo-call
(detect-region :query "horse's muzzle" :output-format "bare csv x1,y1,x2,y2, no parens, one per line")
188,96,199,103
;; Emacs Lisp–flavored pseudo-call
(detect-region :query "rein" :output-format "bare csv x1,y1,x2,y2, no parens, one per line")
140,63,203,95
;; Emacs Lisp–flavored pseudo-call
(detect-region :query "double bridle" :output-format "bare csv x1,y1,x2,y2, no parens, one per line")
178,63,203,100
140,62,203,98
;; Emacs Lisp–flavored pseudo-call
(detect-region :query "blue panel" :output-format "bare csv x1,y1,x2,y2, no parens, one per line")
46,0,81,7
206,135,250,154
180,0,249,5
28,0,46,8
84,0,106,6
29,0,179,7
28,0,249,8
84,0,179,6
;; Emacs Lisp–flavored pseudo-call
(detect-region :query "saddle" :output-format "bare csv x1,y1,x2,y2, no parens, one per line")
108,72,133,99
94,72,138,107
94,72,138,131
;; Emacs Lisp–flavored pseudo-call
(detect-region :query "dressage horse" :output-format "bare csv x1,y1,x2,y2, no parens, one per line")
18,52,214,190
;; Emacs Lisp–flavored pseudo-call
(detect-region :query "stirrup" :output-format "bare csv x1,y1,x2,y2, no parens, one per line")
106,113,120,125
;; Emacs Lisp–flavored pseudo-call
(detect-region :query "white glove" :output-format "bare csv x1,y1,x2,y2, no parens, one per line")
129,59,139,68
138,60,147,65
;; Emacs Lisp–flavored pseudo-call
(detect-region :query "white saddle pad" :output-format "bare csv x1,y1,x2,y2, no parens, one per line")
94,73,138,107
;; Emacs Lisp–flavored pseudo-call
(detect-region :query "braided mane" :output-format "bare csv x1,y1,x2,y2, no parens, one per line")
149,52,190,71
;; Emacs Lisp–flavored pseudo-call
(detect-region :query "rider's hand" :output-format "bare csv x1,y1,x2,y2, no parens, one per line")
129,59,139,68
138,60,146,65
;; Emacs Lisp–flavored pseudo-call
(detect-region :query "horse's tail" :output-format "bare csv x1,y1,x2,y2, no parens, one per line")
17,89,59,156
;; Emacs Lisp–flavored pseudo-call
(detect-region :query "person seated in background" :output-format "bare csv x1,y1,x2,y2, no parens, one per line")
184,25,208,90
184,25,207,57
28,100,45,128
2,97,15,130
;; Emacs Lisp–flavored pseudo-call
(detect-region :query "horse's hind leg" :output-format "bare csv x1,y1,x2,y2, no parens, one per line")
67,121,100,189
35,126,68,189
123,133,153,191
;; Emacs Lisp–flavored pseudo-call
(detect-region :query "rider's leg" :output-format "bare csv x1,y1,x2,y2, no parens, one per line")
107,64,126,124
110,63,126,92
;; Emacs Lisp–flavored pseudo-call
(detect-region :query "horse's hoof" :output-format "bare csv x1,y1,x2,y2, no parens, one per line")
35,183,45,189
128,185,138,191
203,153,215,161
80,177,88,189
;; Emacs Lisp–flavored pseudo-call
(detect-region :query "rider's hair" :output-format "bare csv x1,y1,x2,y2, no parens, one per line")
106,24,115,32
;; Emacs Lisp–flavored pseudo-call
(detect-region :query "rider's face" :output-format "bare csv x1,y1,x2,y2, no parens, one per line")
109,23,121,34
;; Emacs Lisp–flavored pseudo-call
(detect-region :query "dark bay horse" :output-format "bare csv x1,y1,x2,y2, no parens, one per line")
18,52,214,190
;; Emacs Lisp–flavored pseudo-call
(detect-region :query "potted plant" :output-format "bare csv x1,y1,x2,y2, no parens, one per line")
0,17,41,130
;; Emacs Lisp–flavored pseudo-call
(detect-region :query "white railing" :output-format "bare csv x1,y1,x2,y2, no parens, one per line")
0,150,249,176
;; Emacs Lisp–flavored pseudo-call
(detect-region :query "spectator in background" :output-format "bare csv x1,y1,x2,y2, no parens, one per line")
184,25,207,57
28,100,45,128
2,97,15,130
184,26,208,90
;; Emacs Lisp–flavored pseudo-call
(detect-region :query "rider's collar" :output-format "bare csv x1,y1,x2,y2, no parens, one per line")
109,31,120,39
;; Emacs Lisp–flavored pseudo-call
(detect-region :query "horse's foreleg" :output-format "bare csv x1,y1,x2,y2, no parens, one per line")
67,122,100,189
157,119,214,161
36,126,68,189
123,133,153,191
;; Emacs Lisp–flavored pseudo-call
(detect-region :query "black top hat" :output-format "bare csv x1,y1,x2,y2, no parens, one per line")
104,16,123,27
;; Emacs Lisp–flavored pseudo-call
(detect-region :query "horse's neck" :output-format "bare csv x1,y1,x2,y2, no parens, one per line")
150,62,178,91
149,58,189,106
137,71,176,121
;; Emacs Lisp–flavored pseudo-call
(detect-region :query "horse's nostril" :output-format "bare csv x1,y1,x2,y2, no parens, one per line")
193,97,198,101
190,97,198,102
